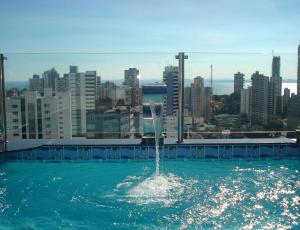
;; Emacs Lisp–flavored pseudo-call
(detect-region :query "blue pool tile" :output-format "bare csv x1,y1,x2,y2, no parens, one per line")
36,146,50,160
120,147,135,159
63,146,78,160
232,146,247,158
91,147,106,160
219,146,233,159
259,145,273,158
205,146,219,159
246,145,260,159
164,146,177,159
176,146,189,158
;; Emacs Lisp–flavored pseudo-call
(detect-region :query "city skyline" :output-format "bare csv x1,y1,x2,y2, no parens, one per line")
4,51,299,83
5,62,299,96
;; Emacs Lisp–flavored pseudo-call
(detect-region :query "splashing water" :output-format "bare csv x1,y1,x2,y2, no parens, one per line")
127,173,187,207
149,101,161,176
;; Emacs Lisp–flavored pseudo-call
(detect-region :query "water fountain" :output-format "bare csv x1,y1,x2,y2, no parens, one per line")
121,83,185,206
141,83,166,175
149,101,161,175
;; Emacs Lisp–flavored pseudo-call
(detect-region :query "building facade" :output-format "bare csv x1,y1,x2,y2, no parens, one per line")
6,89,72,140
269,56,282,117
250,71,269,125
234,72,244,94
163,65,179,116
240,87,251,116
124,68,140,107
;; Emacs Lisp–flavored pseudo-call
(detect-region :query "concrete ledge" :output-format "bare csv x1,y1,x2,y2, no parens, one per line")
6,137,296,152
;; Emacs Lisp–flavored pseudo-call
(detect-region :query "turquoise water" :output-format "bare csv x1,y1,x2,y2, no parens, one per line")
0,160,299,229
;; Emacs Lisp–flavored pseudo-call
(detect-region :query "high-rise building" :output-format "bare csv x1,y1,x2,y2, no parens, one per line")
250,71,269,125
190,77,212,120
124,68,140,107
269,56,282,116
29,74,44,92
124,68,139,88
287,95,300,129
116,85,131,105
163,66,179,116
43,68,59,92
97,81,117,104
283,88,291,108
6,89,72,140
68,66,96,137
55,74,69,92
297,45,300,95
191,76,204,118
240,87,251,116
234,72,244,93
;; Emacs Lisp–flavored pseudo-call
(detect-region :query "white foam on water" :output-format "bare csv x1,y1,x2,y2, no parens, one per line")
127,173,185,206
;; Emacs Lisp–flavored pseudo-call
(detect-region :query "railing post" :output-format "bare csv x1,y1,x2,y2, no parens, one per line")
0,54,7,152
176,52,188,144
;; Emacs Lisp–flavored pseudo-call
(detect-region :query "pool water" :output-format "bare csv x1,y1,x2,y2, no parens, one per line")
0,160,299,229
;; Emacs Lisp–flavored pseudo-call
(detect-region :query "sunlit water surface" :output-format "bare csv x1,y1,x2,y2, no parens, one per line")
0,160,299,229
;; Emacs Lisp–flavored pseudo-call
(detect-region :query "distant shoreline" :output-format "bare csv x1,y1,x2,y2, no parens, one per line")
5,79,297,96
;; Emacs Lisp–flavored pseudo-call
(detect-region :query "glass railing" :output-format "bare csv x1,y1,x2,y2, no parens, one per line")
2,51,299,145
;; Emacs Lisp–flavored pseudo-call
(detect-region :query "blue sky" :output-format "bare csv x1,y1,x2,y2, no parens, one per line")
0,0,299,81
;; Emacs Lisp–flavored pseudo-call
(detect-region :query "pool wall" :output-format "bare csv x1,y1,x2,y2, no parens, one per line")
1,143,299,161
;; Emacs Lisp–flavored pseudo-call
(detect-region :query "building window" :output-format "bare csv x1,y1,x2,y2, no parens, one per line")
13,133,19,136
13,119,19,123
12,105,18,108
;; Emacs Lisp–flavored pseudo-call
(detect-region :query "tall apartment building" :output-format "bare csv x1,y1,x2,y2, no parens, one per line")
240,87,251,116
29,68,64,93
287,95,300,129
43,68,59,91
190,77,212,121
29,74,44,92
191,76,204,118
250,71,269,125
67,66,96,137
97,81,117,104
283,88,291,108
269,56,282,116
124,68,140,107
163,66,179,116
116,85,132,105
297,45,300,96
55,74,69,92
6,89,72,140
234,72,244,94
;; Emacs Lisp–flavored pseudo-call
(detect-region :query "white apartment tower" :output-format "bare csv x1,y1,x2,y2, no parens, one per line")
240,87,251,116
6,89,72,140
68,66,96,137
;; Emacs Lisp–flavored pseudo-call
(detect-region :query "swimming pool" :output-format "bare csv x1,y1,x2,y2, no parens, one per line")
0,159,299,229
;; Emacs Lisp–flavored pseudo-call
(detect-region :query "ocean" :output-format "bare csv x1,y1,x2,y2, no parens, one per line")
5,80,297,95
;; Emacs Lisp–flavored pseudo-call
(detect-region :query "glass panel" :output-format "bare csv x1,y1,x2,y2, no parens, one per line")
3,51,300,146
